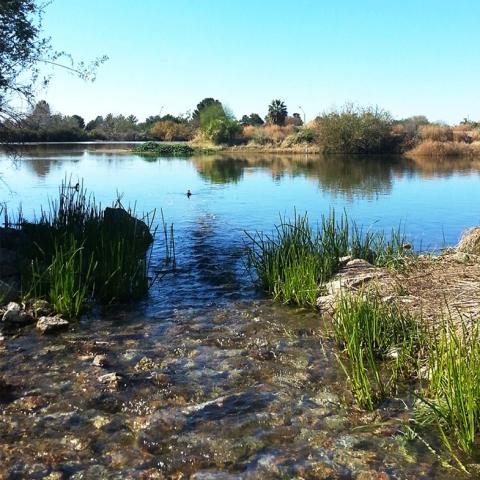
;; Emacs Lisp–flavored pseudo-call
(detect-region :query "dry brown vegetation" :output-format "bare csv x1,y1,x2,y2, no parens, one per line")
407,140,480,158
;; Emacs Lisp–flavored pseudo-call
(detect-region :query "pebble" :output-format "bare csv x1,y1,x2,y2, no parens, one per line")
92,354,108,367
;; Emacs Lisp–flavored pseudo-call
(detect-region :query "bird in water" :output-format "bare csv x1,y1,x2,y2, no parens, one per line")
186,189,192,198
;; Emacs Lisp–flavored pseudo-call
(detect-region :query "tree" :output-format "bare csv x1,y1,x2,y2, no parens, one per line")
240,113,264,126
0,0,107,141
192,98,224,126
266,99,288,126
72,114,85,129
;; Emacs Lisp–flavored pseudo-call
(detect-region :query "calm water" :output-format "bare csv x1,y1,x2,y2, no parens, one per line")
1,145,479,478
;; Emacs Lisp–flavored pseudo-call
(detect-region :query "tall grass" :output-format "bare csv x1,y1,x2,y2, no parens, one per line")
245,213,327,306
47,237,95,318
333,293,421,410
19,179,158,312
245,210,411,306
417,318,480,459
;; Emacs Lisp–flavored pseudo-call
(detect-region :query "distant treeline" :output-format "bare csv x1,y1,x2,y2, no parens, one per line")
2,98,480,156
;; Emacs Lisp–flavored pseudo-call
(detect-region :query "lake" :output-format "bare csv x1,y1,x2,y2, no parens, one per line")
0,145,479,478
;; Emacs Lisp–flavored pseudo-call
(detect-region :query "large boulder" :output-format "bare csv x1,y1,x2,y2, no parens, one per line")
457,227,480,255
103,207,153,247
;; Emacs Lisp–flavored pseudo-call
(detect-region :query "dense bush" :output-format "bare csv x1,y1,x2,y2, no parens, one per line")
315,105,397,154
418,124,453,142
150,120,193,141
202,117,241,144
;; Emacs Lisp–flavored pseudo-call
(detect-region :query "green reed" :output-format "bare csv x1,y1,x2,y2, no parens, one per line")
47,236,95,318
416,317,480,459
245,212,336,306
18,178,158,313
333,293,421,410
245,210,411,307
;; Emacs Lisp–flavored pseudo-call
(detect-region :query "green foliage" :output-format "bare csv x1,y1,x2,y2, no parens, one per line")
192,97,224,126
20,180,156,313
333,293,421,410
241,113,264,126
46,236,95,318
202,117,241,145
246,210,412,307
417,318,480,457
133,141,195,156
315,104,396,154
266,99,288,126
246,212,328,306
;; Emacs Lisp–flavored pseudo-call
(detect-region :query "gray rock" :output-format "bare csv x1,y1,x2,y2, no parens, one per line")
346,258,373,268
31,299,52,317
103,207,153,246
2,302,33,326
98,372,122,388
92,354,108,367
36,316,69,334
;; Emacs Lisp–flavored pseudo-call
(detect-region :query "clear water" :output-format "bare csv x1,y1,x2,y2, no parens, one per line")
0,146,479,478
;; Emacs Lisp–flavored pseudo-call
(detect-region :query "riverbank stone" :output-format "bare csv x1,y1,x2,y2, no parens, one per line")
36,315,69,334
2,302,34,327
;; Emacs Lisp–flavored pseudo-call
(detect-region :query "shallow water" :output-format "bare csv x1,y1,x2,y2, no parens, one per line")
1,146,479,478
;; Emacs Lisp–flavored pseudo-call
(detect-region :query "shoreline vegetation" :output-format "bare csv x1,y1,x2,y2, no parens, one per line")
3,98,480,159
2,184,480,473
246,213,480,473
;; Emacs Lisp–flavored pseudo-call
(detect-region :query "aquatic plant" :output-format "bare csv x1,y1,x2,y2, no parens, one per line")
19,179,158,312
333,293,421,410
246,210,411,306
245,212,325,306
416,317,480,459
133,141,195,156
47,236,95,318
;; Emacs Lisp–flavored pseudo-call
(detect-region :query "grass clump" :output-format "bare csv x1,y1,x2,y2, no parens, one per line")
44,237,95,318
245,211,351,306
246,210,411,307
18,179,158,314
333,293,421,410
417,318,480,459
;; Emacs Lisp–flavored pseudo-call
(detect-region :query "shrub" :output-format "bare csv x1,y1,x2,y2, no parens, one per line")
202,117,242,145
418,124,453,142
407,140,480,157
315,104,396,154
283,128,316,146
150,120,193,141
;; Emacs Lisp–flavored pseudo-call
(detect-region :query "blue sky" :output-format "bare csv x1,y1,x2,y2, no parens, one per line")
40,0,480,123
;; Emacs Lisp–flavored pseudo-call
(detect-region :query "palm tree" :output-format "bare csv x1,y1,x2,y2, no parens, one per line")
266,99,288,126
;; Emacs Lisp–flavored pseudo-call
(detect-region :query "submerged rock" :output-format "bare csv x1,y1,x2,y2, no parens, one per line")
36,315,69,334
457,226,480,255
